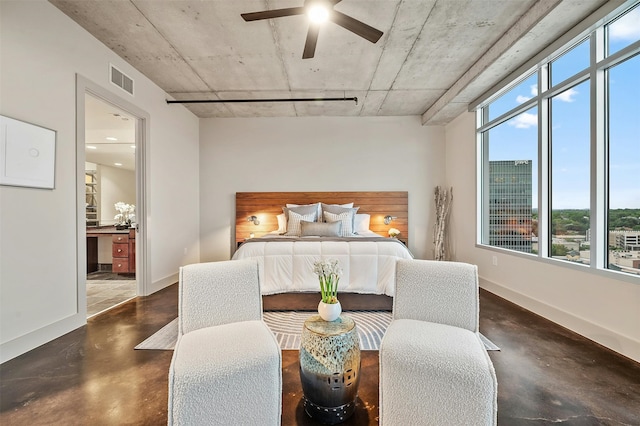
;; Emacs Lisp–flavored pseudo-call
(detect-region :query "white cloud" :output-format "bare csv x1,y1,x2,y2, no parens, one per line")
556,88,578,102
609,8,640,41
509,112,538,129
515,85,537,104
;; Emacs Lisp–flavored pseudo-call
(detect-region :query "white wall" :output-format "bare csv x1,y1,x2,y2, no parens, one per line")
95,165,135,263
445,112,640,362
0,0,200,362
99,165,135,225
199,116,445,261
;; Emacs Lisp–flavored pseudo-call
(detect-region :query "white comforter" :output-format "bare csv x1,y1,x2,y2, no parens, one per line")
231,233,413,296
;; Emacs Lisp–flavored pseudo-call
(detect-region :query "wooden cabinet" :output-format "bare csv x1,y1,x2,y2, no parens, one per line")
87,227,135,275
112,229,135,273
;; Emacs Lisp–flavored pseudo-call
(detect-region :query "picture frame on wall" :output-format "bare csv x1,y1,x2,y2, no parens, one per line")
0,114,56,189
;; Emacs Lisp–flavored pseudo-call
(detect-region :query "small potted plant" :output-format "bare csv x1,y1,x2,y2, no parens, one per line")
114,202,135,230
313,259,342,321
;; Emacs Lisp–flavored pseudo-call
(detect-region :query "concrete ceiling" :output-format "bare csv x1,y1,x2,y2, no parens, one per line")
85,94,136,171
50,0,608,125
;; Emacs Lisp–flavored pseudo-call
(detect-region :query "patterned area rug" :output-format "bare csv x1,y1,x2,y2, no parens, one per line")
264,311,394,350
135,311,500,351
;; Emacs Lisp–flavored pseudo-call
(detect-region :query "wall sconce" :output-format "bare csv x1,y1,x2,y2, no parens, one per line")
247,215,260,225
384,215,397,225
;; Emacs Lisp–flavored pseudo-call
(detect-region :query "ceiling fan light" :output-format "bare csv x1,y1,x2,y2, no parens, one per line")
307,4,329,24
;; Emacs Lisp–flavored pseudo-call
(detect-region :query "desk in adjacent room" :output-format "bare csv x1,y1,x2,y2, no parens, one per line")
86,227,136,274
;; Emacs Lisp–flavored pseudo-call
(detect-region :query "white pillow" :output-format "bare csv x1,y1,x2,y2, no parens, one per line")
320,202,354,209
323,211,355,237
285,211,316,236
276,213,287,234
354,213,370,233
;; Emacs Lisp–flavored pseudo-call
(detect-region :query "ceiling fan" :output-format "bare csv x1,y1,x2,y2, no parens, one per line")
241,0,383,59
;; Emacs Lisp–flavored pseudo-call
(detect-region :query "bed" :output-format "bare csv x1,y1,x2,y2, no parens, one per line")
232,192,412,298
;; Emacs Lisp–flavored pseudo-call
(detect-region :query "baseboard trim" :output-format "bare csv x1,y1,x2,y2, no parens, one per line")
2,272,180,363
146,272,178,296
480,277,640,363
0,313,86,364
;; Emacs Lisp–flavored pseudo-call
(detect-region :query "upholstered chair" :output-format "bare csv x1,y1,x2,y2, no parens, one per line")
379,259,497,425
168,259,282,426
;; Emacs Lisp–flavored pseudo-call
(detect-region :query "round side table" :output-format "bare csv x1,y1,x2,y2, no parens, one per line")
299,314,361,424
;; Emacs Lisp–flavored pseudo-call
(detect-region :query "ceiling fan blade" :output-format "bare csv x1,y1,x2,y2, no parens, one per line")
302,25,320,59
241,7,305,22
330,10,383,43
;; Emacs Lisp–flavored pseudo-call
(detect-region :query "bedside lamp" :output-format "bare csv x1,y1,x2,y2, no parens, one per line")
384,215,397,225
247,215,260,225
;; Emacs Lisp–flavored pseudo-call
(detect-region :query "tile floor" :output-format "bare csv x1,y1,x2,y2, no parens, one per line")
86,271,136,317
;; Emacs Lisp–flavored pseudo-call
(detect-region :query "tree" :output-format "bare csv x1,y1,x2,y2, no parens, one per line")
551,244,569,256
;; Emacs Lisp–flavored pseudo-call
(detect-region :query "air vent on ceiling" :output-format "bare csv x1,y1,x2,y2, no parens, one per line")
110,64,134,96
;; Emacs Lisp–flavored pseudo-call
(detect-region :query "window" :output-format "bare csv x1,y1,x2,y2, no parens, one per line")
607,5,640,56
607,54,640,273
482,108,537,254
550,80,591,264
477,2,640,278
487,73,538,122
550,39,589,87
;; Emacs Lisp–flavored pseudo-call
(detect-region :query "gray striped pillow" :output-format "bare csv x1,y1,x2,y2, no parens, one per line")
285,211,316,236
283,204,320,222
323,211,355,237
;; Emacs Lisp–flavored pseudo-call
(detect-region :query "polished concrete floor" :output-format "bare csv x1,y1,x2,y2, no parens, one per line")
1,285,639,425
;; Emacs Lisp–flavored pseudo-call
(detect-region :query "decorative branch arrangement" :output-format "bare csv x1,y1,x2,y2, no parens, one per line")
433,186,453,261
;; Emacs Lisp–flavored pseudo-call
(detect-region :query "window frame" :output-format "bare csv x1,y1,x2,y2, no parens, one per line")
473,1,640,284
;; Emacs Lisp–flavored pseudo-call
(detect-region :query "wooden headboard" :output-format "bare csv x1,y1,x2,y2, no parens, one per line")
235,191,408,245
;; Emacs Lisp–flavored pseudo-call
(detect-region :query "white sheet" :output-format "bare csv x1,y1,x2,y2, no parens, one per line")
231,232,413,296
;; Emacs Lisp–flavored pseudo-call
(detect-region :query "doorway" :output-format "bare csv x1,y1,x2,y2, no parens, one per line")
76,75,149,320
84,93,137,317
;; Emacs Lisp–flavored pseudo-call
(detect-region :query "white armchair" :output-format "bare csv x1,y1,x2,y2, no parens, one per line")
379,259,497,425
168,259,282,425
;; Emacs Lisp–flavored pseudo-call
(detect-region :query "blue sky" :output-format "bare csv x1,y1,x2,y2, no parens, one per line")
487,6,640,210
